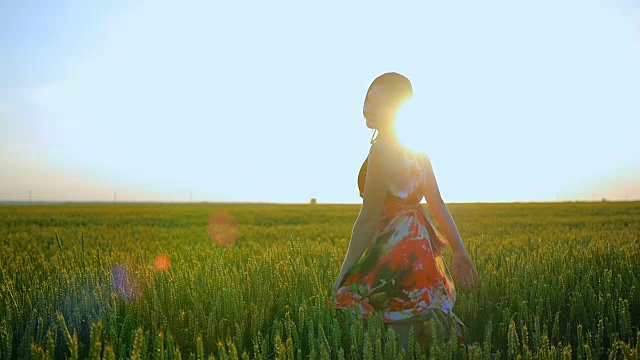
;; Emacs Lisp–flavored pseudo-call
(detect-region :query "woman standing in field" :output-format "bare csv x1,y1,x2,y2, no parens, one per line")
332,72,479,351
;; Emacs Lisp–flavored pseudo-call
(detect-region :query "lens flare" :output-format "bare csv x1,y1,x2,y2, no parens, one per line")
110,264,138,301
207,212,239,247
154,253,171,271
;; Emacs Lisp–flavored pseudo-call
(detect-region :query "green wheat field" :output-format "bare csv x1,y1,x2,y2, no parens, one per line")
1,202,639,359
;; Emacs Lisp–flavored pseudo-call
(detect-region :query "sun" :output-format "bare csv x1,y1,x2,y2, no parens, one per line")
394,99,431,154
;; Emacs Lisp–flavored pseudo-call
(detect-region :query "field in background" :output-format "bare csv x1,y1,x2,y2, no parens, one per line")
1,202,639,359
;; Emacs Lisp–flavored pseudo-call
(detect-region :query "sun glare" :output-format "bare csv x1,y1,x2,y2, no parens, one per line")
395,99,431,154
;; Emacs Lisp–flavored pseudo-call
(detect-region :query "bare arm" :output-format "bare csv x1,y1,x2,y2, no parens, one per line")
334,142,391,288
422,156,479,288
422,156,467,256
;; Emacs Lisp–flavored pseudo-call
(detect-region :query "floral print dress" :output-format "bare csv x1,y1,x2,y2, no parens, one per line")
333,150,466,342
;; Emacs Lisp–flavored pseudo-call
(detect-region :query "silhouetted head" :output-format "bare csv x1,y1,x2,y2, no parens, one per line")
363,72,413,131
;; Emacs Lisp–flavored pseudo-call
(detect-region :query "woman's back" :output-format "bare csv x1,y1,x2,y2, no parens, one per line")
359,149,427,206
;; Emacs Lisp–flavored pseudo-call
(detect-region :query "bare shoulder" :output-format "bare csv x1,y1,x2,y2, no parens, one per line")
368,139,393,164
414,152,437,182
415,151,433,169
368,140,401,178
369,138,390,156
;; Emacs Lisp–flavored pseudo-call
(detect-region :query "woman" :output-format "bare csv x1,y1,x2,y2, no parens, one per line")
332,72,479,351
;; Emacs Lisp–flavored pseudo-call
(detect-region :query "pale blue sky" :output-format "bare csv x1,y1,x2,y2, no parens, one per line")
1,0,639,203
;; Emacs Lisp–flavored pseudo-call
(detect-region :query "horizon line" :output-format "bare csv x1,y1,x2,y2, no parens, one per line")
1,199,638,206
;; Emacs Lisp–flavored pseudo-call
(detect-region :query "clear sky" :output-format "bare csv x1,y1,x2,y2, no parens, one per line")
1,0,639,203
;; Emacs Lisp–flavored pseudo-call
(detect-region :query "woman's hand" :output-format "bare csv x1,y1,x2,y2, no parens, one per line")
452,252,479,290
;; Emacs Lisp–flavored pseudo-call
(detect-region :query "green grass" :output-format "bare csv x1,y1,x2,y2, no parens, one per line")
1,202,639,359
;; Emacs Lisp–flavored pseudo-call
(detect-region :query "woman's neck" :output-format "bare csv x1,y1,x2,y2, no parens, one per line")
376,127,399,144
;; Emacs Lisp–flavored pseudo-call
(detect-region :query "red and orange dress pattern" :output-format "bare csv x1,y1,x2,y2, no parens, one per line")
333,151,466,341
